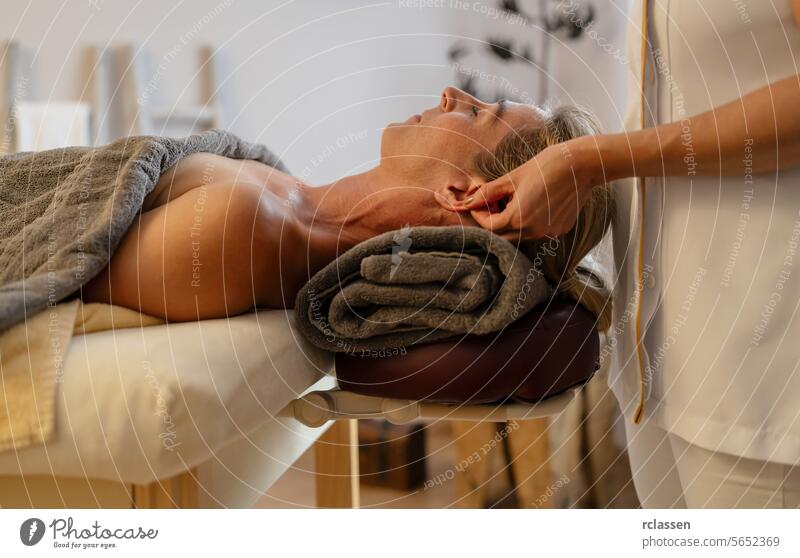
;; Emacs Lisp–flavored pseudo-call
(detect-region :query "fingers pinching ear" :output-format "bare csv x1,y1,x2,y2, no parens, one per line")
434,191,470,212
470,206,514,233
457,178,514,210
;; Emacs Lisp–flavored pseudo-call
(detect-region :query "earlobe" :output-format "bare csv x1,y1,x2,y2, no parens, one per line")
433,190,459,210
436,181,467,206
434,175,481,210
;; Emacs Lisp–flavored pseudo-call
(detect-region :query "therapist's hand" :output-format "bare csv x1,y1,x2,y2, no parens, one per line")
452,140,598,240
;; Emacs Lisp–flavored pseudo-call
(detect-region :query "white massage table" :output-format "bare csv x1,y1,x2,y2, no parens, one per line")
0,310,337,508
0,309,579,509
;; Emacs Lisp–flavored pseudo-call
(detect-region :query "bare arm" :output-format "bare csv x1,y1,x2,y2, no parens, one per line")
455,74,800,239
579,74,800,185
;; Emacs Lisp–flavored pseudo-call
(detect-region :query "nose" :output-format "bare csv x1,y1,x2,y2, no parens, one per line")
440,86,483,113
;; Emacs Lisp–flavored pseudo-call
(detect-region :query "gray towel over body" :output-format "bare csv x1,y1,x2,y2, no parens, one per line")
0,129,287,331
295,226,551,354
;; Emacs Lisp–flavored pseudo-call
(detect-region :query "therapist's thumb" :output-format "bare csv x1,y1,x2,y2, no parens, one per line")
459,178,514,210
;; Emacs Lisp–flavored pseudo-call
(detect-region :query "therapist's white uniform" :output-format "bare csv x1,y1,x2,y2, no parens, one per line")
610,0,800,507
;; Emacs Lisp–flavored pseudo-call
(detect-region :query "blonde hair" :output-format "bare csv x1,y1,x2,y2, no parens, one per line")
473,105,614,331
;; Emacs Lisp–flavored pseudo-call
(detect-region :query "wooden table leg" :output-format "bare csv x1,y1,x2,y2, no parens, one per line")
507,418,552,508
451,420,497,508
314,419,360,508
132,468,199,509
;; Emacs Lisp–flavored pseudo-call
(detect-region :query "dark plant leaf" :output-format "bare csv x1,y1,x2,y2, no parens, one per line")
448,43,469,61
487,39,514,61
499,0,522,15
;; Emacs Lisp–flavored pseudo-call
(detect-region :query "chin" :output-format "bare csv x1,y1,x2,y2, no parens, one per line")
378,125,410,160
378,126,397,161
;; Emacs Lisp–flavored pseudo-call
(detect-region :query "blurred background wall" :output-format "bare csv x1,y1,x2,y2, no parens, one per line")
1,0,630,182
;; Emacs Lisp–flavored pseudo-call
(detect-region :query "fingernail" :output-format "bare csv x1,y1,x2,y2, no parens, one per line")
462,197,474,205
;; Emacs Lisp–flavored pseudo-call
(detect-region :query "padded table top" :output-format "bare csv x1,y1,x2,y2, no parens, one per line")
0,310,334,484
336,299,600,404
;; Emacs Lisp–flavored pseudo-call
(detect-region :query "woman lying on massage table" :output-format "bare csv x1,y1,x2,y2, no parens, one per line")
82,87,613,329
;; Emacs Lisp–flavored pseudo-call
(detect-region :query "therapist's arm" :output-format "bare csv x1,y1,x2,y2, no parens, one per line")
583,73,800,184
454,74,800,239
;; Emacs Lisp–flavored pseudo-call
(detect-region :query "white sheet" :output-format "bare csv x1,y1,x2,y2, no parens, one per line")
0,310,334,485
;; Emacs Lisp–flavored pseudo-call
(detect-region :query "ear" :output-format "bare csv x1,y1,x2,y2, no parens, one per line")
433,175,481,210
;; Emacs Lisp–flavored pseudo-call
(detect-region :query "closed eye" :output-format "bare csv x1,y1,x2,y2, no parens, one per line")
471,105,479,117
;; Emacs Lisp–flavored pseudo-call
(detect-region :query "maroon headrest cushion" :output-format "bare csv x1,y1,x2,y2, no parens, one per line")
335,298,600,404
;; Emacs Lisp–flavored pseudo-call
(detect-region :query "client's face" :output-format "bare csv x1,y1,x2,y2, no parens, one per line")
380,87,544,224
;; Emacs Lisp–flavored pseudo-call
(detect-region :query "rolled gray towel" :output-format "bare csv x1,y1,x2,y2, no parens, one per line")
294,225,551,354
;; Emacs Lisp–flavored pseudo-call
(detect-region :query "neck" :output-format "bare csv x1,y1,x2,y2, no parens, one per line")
287,165,477,278
288,166,417,276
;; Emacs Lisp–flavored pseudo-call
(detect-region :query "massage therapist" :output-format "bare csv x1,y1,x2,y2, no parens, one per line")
451,1,800,508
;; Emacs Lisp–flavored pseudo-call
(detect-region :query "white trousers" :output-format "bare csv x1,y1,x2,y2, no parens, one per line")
624,413,800,508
